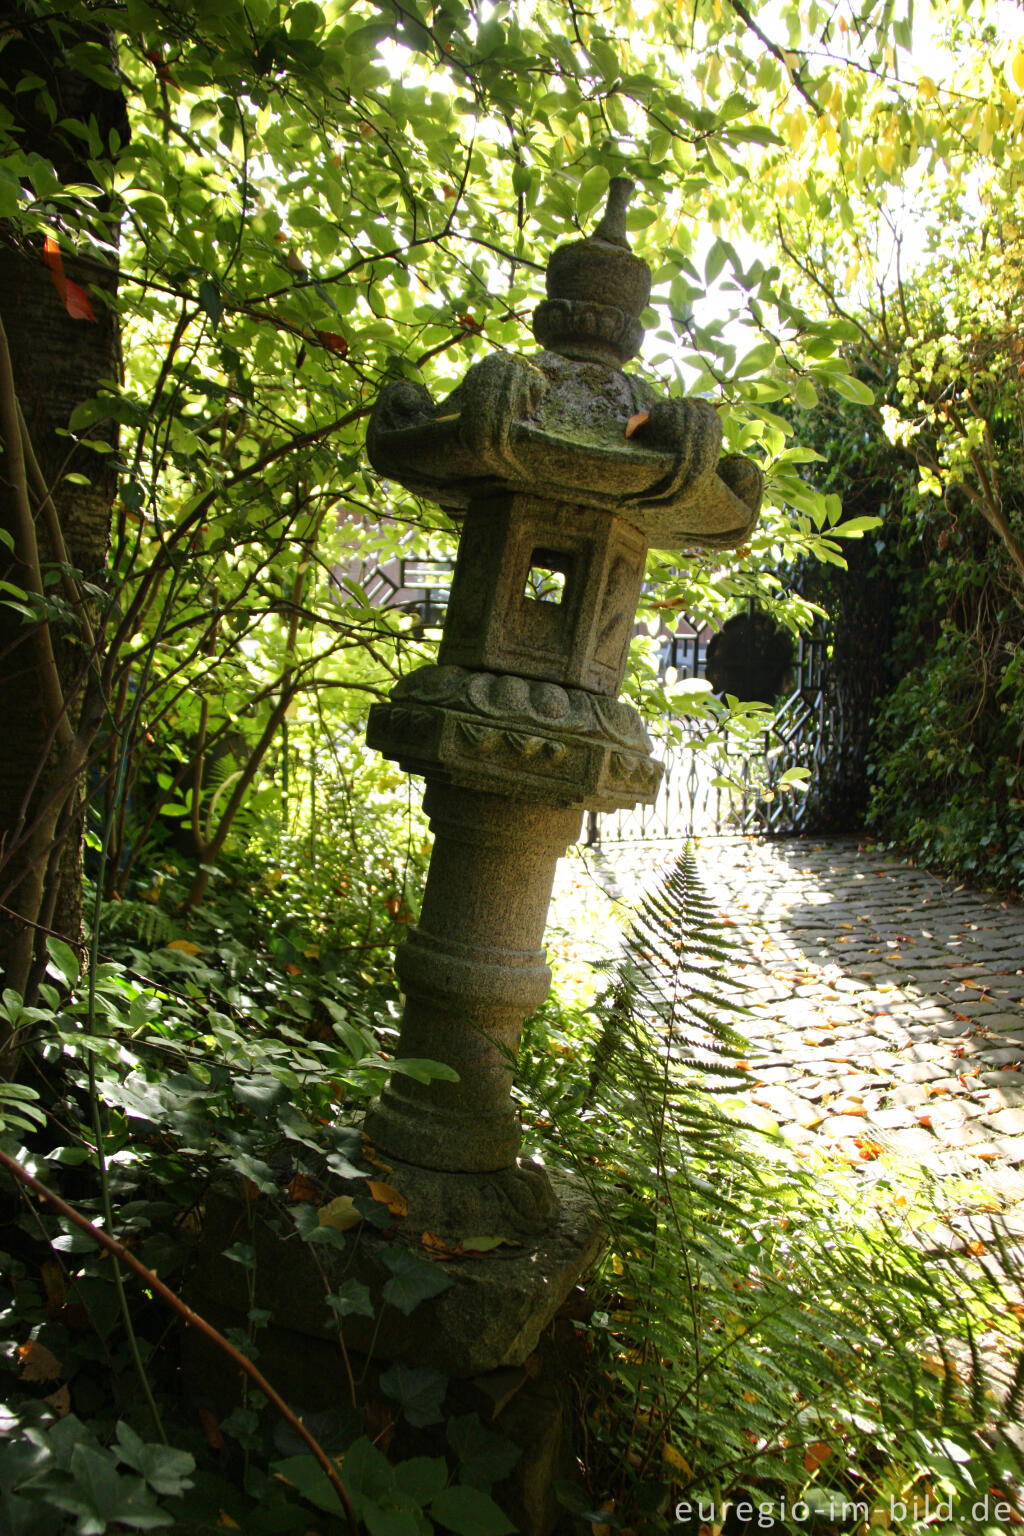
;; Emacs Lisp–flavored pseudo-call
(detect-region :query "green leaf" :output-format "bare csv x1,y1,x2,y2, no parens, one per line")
447,1415,520,1490
793,378,819,409
393,1456,448,1505
379,1362,447,1427
828,372,874,406
113,1423,195,1498
576,165,610,223
326,1279,375,1319
430,1483,516,1535
704,237,729,284
45,936,81,988
271,1455,345,1516
380,1246,455,1315
197,279,223,326
386,1057,460,1084
832,514,883,537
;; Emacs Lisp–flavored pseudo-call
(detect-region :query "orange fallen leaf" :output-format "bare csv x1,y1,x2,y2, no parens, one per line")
803,1439,832,1472
287,1173,317,1203
916,1114,933,1129
366,1180,407,1217
624,410,649,438
284,961,301,975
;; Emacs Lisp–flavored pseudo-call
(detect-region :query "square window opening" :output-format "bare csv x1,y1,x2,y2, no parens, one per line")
523,548,573,604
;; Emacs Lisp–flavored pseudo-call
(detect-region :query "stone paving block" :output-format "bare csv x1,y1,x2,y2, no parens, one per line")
981,1108,1024,1135
818,1115,874,1141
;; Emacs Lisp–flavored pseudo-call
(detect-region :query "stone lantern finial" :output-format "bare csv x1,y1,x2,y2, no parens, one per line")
533,177,651,364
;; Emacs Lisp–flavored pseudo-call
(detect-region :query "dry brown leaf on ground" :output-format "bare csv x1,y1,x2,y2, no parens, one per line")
18,1339,62,1382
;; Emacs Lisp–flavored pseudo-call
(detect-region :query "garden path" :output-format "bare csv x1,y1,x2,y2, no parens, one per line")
550,834,1024,1262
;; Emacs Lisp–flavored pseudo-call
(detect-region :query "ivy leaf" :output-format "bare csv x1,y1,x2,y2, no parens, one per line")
271,1454,345,1517
326,1279,375,1319
430,1483,516,1535
114,1423,195,1498
380,1246,455,1314
446,1414,520,1489
392,1456,448,1504
379,1362,448,1427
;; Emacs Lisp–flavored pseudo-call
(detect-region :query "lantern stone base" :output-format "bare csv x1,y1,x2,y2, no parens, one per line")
189,1162,603,1378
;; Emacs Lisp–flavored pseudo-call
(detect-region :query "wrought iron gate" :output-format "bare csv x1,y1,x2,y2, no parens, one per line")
591,613,834,844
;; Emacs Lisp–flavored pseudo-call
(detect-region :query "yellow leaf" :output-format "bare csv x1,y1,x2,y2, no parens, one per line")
317,1196,363,1232
166,939,202,955
461,1234,518,1252
218,1514,241,1530
1010,50,1024,90
661,1441,692,1476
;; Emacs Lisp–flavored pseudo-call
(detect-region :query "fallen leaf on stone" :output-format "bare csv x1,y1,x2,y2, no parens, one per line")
853,1137,885,1160
18,1339,62,1382
422,1230,462,1260
318,1195,363,1232
625,410,650,438
917,1114,933,1128
461,1235,521,1252
366,1181,407,1217
361,1137,393,1173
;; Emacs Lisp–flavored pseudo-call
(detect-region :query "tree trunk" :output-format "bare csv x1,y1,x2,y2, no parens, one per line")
0,11,124,1035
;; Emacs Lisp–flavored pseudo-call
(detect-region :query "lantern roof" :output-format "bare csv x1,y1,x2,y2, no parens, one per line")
366,179,762,550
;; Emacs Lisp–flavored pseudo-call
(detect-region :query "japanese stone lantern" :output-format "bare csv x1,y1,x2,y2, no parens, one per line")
364,180,762,1187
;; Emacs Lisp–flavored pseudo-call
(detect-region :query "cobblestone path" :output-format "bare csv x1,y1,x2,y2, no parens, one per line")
552,834,1024,1244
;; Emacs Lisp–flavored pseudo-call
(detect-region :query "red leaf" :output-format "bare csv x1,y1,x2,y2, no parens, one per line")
43,237,97,322
316,329,348,355
63,279,97,323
